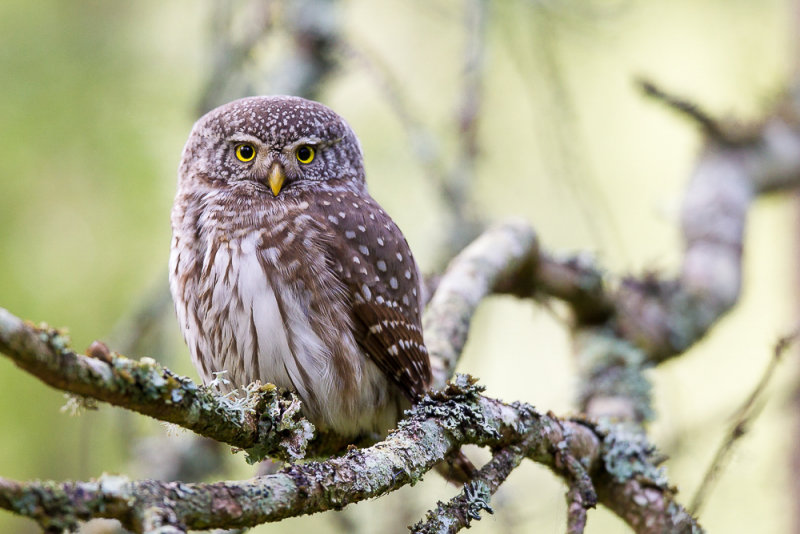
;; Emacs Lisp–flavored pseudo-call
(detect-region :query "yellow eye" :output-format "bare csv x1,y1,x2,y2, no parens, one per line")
235,143,256,162
296,145,315,164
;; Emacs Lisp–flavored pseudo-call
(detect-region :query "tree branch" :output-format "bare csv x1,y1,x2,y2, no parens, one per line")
0,376,698,533
0,206,708,532
568,86,800,422
424,219,538,387
410,423,599,534
0,308,312,463
616,84,800,363
689,328,800,514
416,86,800,426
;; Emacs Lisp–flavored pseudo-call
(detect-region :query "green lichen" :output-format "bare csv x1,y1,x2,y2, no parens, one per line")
576,331,654,421
244,387,313,464
461,479,493,518
36,323,71,354
8,480,82,532
598,421,668,486
405,374,498,444
410,479,493,533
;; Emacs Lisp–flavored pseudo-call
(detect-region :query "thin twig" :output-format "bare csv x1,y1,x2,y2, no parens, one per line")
638,78,758,147
339,39,449,190
410,445,524,533
560,449,597,534
195,0,276,114
500,4,627,258
436,0,489,259
340,0,489,266
689,328,800,514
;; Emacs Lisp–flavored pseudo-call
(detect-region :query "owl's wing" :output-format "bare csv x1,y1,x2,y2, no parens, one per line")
351,299,431,401
320,191,432,401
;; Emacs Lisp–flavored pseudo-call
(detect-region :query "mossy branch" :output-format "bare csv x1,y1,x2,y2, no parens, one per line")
0,376,699,533
564,88,800,422
0,215,708,533
0,308,312,463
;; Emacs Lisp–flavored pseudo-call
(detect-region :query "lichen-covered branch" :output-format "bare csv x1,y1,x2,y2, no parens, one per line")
424,219,537,387
618,86,800,360
411,437,547,533
0,308,312,463
0,211,711,533
0,376,698,533
566,86,800,422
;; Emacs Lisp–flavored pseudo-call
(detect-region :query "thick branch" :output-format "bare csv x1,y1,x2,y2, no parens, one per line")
0,219,703,532
424,219,538,387
570,88,800,421
0,377,697,533
511,88,800,357
615,88,800,361
0,309,312,462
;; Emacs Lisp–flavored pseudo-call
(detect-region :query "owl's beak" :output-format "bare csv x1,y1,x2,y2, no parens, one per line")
267,162,286,196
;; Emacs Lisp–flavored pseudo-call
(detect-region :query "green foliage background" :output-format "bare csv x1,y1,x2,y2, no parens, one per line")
0,1,796,532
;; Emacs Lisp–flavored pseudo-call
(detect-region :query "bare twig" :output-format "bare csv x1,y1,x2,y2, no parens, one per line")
566,482,590,534
267,0,342,99
339,39,449,194
436,0,489,259
560,445,598,534
195,0,276,115
689,328,800,514
639,79,758,147
340,0,488,266
499,3,627,258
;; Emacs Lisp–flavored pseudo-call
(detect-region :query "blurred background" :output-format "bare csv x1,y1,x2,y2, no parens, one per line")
0,0,796,532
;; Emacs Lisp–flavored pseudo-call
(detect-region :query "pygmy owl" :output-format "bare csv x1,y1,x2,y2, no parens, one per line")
169,96,431,439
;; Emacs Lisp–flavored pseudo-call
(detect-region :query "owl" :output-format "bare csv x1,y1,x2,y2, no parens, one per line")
169,96,431,439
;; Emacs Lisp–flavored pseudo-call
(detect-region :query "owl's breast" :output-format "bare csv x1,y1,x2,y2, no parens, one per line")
170,202,399,436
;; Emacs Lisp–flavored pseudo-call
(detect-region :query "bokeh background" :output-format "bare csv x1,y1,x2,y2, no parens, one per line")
0,1,797,532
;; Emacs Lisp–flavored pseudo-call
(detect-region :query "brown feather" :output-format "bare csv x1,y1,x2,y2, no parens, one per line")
314,187,432,401
351,301,430,400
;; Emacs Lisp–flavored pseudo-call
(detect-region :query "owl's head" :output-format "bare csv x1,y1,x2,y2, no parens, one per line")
179,96,365,196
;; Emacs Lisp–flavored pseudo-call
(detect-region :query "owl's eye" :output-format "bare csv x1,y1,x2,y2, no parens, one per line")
235,143,256,162
296,145,315,164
